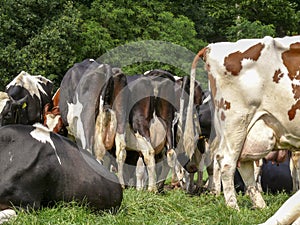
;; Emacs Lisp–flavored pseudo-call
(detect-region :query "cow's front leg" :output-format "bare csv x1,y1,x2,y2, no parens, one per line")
238,161,266,209
115,133,127,188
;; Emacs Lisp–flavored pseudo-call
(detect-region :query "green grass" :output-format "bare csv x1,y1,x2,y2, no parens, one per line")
6,188,291,225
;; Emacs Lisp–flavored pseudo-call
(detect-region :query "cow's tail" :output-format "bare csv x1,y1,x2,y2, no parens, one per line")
191,47,207,81
183,48,207,159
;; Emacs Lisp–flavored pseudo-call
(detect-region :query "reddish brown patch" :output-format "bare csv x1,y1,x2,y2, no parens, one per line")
283,42,300,120
288,100,300,120
220,111,226,121
224,43,265,76
193,47,207,69
215,98,231,121
273,69,284,83
216,98,231,111
292,84,300,99
283,42,300,81
52,117,64,133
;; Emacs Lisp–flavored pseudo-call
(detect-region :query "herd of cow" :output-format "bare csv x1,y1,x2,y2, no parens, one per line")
0,35,299,224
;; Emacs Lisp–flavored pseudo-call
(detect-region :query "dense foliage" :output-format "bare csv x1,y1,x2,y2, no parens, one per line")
1,0,299,90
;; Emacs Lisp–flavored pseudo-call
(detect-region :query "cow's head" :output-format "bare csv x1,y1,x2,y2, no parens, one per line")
5,71,53,125
0,92,28,125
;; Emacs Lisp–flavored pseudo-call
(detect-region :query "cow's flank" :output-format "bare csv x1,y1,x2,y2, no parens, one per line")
0,124,122,219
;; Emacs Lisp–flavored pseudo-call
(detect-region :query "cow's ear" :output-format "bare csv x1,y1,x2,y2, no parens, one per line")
46,82,54,97
22,102,27,109
14,95,28,108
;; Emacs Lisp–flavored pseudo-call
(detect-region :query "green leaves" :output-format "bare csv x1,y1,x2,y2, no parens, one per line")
226,17,275,41
0,0,299,89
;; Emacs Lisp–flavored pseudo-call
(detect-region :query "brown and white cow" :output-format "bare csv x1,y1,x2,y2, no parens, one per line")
43,88,67,135
189,36,300,210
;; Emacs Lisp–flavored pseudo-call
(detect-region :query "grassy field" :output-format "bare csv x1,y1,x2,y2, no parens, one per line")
6,188,291,225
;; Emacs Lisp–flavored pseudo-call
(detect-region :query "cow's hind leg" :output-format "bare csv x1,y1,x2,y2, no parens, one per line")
217,153,239,210
115,133,127,188
238,161,266,209
136,156,146,190
156,155,171,193
135,133,157,192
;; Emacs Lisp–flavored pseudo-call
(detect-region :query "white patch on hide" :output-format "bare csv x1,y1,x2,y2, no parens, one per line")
6,71,52,100
149,113,166,152
0,92,9,113
9,151,13,162
45,114,60,132
30,123,61,165
67,93,86,149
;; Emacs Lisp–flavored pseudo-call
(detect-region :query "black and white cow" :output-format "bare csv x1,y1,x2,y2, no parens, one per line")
59,59,101,127
59,59,131,194
0,92,15,126
122,70,177,192
3,71,53,125
0,124,123,223
59,59,128,160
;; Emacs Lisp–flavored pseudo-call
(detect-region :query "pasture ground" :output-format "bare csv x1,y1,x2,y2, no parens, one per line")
7,187,290,225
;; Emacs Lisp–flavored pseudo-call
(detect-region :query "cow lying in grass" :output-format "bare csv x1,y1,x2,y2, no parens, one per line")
0,124,122,223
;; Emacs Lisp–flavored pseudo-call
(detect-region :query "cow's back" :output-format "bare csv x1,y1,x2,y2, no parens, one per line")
59,59,101,125
207,36,300,149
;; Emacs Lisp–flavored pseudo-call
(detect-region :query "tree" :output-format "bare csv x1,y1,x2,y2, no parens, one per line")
80,0,204,78
162,0,300,42
237,0,300,36
0,0,299,90
226,17,275,41
0,0,82,90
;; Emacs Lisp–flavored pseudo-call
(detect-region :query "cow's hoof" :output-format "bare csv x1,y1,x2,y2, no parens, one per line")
167,149,176,167
253,201,266,209
148,186,158,193
227,199,240,211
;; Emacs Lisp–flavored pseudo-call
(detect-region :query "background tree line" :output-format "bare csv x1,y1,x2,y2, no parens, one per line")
0,0,299,90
